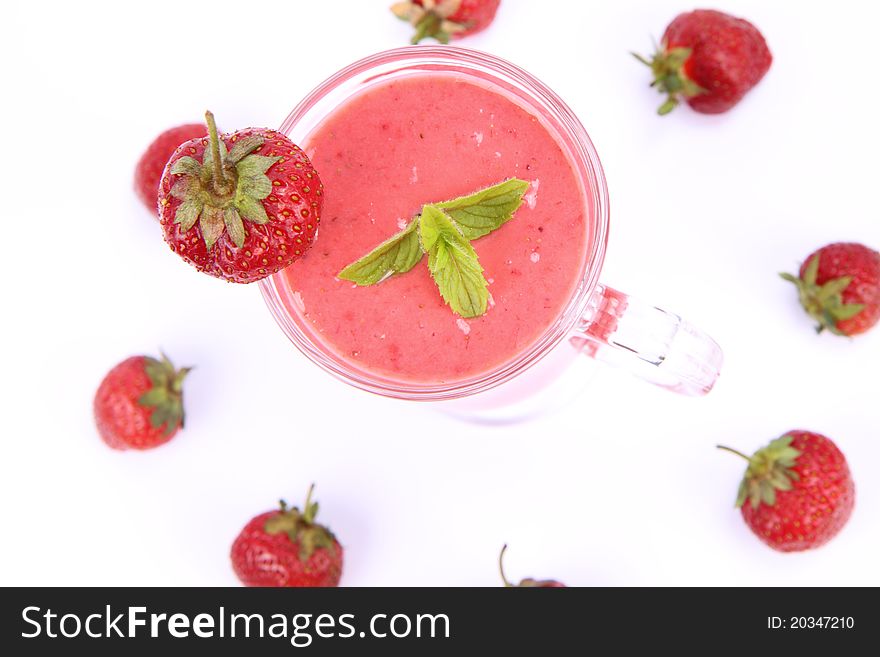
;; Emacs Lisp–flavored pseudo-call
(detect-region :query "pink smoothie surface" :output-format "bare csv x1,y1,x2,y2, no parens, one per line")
280,73,591,385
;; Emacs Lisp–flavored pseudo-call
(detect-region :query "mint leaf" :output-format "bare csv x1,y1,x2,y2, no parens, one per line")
338,218,424,285
420,205,488,318
434,178,529,240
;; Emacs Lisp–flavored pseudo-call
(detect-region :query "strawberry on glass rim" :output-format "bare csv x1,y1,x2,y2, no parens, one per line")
159,111,324,283
391,0,501,44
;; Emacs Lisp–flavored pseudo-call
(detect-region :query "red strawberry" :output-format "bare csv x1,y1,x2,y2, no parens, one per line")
231,486,343,587
718,431,855,552
94,354,191,450
159,111,323,283
781,242,880,336
134,123,208,215
634,9,771,115
498,545,565,587
391,0,501,44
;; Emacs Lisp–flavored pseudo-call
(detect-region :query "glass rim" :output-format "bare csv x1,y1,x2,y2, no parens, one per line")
259,45,610,400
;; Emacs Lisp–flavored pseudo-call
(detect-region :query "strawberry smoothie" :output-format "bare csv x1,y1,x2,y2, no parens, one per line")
280,73,591,385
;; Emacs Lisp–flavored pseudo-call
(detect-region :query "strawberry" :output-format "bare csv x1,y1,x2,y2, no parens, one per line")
134,123,208,215
231,486,343,587
781,242,880,336
159,111,323,283
718,431,855,552
634,9,771,115
498,545,565,587
391,0,501,44
93,354,191,450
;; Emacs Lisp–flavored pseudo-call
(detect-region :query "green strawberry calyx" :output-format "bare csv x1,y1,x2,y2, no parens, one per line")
717,436,802,510
137,353,191,437
166,111,280,250
632,43,707,115
780,254,866,335
391,0,467,44
264,484,338,563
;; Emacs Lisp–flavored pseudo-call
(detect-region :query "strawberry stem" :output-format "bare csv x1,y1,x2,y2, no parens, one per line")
716,445,753,462
302,483,316,523
204,110,228,193
304,483,315,509
499,544,513,587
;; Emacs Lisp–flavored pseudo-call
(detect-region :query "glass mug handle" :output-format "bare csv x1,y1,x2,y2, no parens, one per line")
571,284,723,396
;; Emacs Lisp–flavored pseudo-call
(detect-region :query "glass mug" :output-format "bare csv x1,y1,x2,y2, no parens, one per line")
260,46,722,417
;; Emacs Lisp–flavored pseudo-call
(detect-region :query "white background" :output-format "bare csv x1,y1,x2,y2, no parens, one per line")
2,0,878,586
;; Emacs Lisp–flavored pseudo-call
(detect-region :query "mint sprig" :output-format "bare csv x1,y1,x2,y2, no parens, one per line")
337,178,529,318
